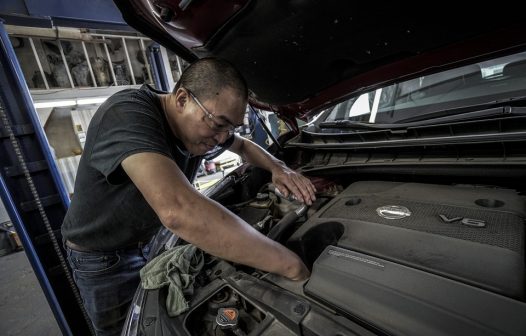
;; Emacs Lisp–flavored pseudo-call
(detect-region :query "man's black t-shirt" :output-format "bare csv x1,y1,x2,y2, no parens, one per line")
61,84,233,251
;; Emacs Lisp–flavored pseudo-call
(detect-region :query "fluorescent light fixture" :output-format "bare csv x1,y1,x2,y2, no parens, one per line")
34,97,108,109
34,100,76,108
77,97,108,105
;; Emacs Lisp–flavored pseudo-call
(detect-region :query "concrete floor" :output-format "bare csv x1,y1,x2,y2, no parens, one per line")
0,250,61,336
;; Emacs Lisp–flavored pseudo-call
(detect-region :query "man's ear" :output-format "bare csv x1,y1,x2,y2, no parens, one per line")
174,88,188,109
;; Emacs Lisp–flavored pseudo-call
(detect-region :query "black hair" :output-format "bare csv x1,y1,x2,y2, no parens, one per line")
173,57,248,102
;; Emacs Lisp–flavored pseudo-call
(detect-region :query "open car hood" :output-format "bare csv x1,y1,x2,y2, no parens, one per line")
114,0,526,119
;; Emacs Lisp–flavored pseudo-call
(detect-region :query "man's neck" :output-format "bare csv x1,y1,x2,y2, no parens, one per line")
159,94,181,139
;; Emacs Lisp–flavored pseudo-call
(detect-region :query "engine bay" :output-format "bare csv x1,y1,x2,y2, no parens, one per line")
132,168,526,336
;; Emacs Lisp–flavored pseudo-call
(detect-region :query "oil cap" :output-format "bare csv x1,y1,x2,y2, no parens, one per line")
216,307,239,328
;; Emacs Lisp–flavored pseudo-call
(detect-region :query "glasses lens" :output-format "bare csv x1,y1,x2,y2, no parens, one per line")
188,88,235,135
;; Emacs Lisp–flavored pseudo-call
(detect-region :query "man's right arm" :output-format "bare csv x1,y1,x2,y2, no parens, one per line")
121,151,310,281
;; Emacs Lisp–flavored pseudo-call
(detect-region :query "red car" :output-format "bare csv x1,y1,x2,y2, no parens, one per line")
112,1,526,335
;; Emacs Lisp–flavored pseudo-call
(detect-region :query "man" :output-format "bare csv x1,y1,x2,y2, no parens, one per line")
62,57,315,335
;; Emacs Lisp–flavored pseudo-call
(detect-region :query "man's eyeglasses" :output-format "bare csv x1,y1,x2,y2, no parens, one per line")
186,89,236,136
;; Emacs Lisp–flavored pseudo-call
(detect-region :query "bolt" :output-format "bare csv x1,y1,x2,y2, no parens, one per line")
293,302,306,315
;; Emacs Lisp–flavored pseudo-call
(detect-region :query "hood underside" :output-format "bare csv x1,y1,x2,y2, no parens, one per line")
115,0,526,118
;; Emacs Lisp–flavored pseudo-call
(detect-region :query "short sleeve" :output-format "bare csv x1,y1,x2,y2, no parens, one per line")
87,97,172,185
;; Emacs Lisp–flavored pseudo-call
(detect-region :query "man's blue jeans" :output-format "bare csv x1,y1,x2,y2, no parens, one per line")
66,244,150,336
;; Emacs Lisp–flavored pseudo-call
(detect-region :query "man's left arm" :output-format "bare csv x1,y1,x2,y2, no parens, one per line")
229,135,316,205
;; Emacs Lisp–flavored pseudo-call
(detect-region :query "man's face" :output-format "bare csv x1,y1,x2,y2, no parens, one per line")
168,87,246,156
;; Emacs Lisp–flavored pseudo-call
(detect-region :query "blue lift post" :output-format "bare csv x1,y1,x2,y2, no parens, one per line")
0,21,92,335
148,42,171,92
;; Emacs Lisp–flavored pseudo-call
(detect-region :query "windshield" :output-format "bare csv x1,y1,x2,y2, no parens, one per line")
324,51,526,124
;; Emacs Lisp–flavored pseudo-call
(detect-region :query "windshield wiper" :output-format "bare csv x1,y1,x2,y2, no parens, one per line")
318,119,385,129
395,102,526,124
319,106,526,130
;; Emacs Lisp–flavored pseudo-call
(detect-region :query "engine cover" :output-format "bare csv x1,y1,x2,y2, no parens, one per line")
289,181,526,299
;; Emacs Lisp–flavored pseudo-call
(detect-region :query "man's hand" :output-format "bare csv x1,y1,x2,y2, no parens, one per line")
284,256,311,281
229,136,317,205
271,164,316,205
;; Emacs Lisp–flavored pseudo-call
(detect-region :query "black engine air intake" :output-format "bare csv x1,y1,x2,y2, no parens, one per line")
288,181,526,299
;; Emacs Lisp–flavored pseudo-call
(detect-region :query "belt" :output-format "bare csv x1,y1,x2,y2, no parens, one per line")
65,240,147,252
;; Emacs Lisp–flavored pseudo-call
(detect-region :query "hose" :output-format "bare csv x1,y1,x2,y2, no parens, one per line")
267,204,308,243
